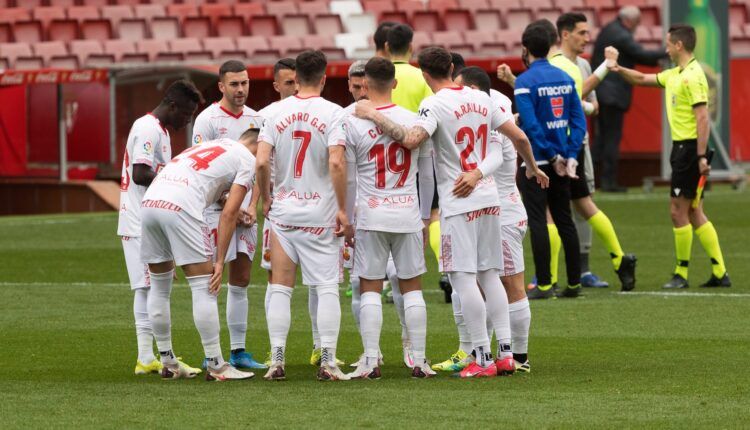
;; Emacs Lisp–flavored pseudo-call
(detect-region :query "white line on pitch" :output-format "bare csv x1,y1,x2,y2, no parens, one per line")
617,291,750,298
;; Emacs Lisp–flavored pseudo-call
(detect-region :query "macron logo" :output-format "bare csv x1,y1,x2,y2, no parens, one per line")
537,84,573,97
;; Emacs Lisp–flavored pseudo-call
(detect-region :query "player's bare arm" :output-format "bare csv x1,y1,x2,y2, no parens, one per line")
354,100,429,150
329,145,353,242
132,163,157,186
582,46,619,98
610,63,659,87
497,121,550,188
211,183,248,294
243,182,261,226
255,141,273,216
694,104,711,176
497,64,516,88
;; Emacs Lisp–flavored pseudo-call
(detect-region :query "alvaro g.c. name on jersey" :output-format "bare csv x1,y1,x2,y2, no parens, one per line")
258,95,347,228
415,86,512,218
117,114,172,237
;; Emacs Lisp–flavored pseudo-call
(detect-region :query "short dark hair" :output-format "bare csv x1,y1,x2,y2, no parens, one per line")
457,66,491,95
450,52,466,79
164,79,203,106
668,23,697,52
273,58,295,77
364,57,395,91
522,20,553,59
295,50,327,86
417,46,452,80
556,12,587,37
239,127,260,143
387,23,413,56
219,60,247,79
374,21,397,51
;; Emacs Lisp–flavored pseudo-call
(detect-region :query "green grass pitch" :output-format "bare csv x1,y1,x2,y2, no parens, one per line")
0,186,748,428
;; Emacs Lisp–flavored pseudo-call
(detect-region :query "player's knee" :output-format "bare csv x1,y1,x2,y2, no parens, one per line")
315,283,339,299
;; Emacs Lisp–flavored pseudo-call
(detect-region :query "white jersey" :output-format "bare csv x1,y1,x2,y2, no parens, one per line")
344,102,356,115
117,114,172,237
192,103,263,213
143,139,255,221
489,91,527,225
415,86,512,217
346,104,429,233
258,95,347,227
258,101,285,191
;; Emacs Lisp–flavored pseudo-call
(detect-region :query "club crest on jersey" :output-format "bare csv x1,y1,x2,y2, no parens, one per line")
193,134,202,145
219,127,228,135
550,97,564,118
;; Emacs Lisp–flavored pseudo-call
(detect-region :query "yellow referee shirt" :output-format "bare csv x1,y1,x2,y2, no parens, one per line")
656,58,708,141
392,61,433,113
549,53,583,100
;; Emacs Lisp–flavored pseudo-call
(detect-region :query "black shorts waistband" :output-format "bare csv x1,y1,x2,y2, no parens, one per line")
673,139,697,146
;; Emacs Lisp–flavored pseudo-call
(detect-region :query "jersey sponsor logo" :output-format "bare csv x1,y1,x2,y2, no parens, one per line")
275,186,321,202
418,108,430,117
155,174,189,187
551,97,564,118
366,195,416,209
546,119,569,129
537,84,573,97
453,102,488,120
141,199,182,212
465,206,500,222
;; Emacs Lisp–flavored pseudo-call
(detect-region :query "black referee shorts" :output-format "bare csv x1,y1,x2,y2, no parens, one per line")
670,139,701,199
569,147,591,200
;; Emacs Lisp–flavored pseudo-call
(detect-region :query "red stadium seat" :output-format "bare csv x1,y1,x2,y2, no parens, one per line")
119,18,148,41
216,16,246,38
113,0,145,6
298,1,330,15
585,0,616,7
215,50,248,62
169,37,202,55
456,0,489,13
462,29,495,51
379,11,408,25
0,24,11,44
0,57,8,70
477,42,508,58
101,5,135,23
47,0,77,5
49,19,78,43
432,31,464,48
305,34,336,50
487,0,521,12
474,9,502,32
525,0,555,10
506,8,533,30
248,15,279,36
155,52,183,62
411,31,432,50
151,17,180,40
80,0,110,6
15,56,44,70
12,21,43,43
443,9,474,32
597,7,618,27
33,40,68,64
449,43,474,58
80,19,112,40
321,47,346,60
49,55,78,69
136,39,169,61
495,28,522,49
202,37,236,58
134,5,167,21
430,0,460,13
535,8,563,23
362,0,396,16
183,16,212,38
15,0,44,9
33,6,66,36
70,39,103,64
396,0,426,17
311,14,344,36
0,8,31,25
412,11,441,32
86,53,117,67
555,0,586,8
166,4,199,24
280,14,312,36
730,4,749,26
0,42,32,68
267,1,299,19
639,6,660,27
268,35,302,55
249,49,282,64
233,3,266,19
104,39,137,62
572,7,597,27
199,3,232,29
67,6,100,24
236,35,270,56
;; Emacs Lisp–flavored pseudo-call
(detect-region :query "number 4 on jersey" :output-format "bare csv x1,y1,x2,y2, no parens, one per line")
174,145,227,171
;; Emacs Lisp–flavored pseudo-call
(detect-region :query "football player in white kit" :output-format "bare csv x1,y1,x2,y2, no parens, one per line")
345,58,435,379
117,80,203,376
141,130,259,381
356,47,547,378
256,50,352,381
191,60,266,370
455,67,532,373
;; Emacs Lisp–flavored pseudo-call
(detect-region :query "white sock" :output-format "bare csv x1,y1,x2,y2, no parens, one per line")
478,269,512,359
350,275,361,332
508,298,531,355
449,272,491,365
403,290,427,363
308,286,320,349
226,284,248,351
187,274,223,363
486,314,494,346
388,269,408,341
147,270,174,357
267,284,293,361
316,284,341,365
264,282,271,317
359,291,382,361
451,290,472,354
133,288,156,363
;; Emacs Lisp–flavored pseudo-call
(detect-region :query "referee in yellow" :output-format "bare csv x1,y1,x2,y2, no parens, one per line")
611,24,730,289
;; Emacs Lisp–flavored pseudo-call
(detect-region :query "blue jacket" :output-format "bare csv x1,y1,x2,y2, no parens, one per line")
514,59,586,162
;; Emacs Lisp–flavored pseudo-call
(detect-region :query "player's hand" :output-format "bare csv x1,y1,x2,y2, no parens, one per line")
566,158,579,179
354,99,376,120
218,191,229,208
553,157,567,177
604,46,619,67
699,157,711,176
452,169,483,198
245,207,257,226
238,208,254,227
209,262,223,295
526,166,550,189
335,209,353,239
497,64,515,86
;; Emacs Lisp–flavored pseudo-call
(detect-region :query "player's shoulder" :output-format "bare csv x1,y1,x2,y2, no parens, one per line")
684,59,707,81
131,113,164,134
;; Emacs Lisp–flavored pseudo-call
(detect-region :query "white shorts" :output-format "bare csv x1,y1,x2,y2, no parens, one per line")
121,236,149,290
140,205,213,266
439,207,503,273
501,220,527,277
353,230,426,280
270,220,343,286
204,211,258,263
260,220,272,270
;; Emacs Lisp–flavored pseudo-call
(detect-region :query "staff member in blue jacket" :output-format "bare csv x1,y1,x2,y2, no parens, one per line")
514,20,588,299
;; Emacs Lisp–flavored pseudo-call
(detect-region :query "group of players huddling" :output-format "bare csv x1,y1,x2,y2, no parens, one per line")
117,12,730,381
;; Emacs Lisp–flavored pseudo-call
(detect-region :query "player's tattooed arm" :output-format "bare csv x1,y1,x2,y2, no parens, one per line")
132,163,157,186
354,100,429,149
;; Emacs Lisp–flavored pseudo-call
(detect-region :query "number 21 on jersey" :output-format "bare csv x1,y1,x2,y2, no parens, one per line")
455,124,488,171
